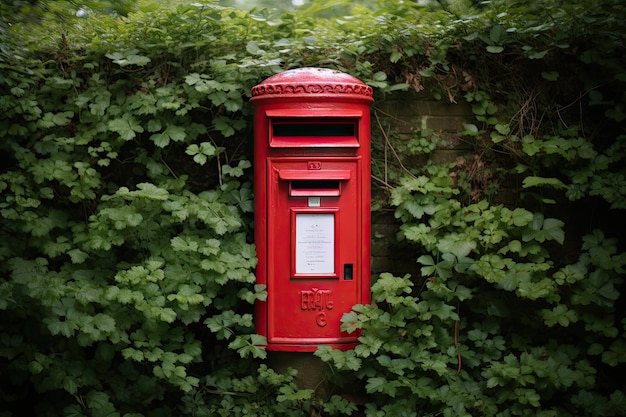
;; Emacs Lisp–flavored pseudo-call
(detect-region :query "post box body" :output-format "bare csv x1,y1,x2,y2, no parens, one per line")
251,68,373,352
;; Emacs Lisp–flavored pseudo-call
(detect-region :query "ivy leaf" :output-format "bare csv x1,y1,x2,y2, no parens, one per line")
150,125,185,148
205,311,237,339
602,340,626,366
489,24,506,44
236,287,258,304
418,254,435,268
487,45,504,53
246,41,263,55
128,183,169,200
543,218,565,244
159,308,177,323
522,214,565,244
401,200,429,219
93,314,116,334
150,133,169,148
106,49,151,67
214,119,235,138
390,51,403,63
147,118,162,132
341,350,362,371
184,72,203,86
228,334,267,359
365,376,387,393
522,176,566,189
108,116,144,141
512,208,534,226
340,311,361,334
463,123,479,135
222,160,252,178
186,142,218,165
315,346,361,371
437,236,476,259
452,284,473,301
171,236,199,252
541,71,559,81
38,111,74,128
542,304,578,327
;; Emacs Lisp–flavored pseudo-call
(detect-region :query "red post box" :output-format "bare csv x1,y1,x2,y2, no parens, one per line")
250,68,373,352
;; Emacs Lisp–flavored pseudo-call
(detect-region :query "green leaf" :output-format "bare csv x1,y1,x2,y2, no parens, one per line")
489,24,506,44
108,116,144,141
186,142,218,166
222,160,251,178
148,124,185,148
213,116,235,137
419,68,434,77
543,218,565,244
486,45,504,53
63,405,84,417
159,308,177,323
512,208,534,226
122,348,144,362
106,50,151,67
522,176,566,189
93,314,116,334
246,41,263,55
373,71,387,81
228,334,267,359
150,133,169,148
602,340,626,366
495,123,510,135
463,123,479,135
365,376,387,393
542,304,578,327
390,51,403,63
68,249,89,264
526,48,549,59
437,236,476,259
147,118,162,132
541,71,559,81
340,311,361,334
38,111,74,128
418,254,435,266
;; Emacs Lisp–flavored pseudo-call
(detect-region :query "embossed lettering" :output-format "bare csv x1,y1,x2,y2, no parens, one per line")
316,312,327,327
300,288,334,312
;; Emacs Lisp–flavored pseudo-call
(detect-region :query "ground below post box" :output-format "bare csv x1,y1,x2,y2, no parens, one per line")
267,351,332,399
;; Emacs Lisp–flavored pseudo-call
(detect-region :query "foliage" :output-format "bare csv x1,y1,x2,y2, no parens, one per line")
315,0,626,416
1,0,625,416
321,184,626,415
1,1,266,415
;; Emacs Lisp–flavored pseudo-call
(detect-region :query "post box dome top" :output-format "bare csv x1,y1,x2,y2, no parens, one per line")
250,67,373,103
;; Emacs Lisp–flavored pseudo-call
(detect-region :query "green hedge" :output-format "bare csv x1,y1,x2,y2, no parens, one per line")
1,0,625,416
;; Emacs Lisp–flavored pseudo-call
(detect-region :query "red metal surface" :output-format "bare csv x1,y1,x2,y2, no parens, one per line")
251,68,373,352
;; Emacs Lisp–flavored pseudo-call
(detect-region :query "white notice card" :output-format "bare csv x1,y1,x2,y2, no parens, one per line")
295,213,335,274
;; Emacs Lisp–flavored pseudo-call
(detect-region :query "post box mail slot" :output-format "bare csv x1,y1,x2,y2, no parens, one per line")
251,68,373,352
280,169,351,197
270,118,359,148
289,180,341,197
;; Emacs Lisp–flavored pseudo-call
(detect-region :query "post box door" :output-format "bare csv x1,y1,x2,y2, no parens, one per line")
265,158,363,347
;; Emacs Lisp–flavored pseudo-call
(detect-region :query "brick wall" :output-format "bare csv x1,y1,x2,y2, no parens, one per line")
370,99,474,276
